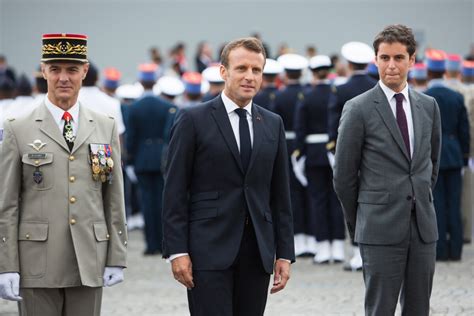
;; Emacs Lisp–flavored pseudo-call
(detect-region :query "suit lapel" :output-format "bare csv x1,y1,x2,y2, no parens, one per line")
211,98,244,174
37,103,70,152
72,106,95,154
247,104,263,175
373,85,410,161
409,89,423,163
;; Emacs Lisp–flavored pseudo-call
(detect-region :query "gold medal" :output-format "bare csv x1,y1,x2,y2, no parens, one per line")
100,174,107,182
92,157,99,164
92,164,101,174
106,157,114,168
92,174,100,181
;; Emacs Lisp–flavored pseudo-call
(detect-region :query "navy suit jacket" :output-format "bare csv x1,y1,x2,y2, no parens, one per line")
126,94,177,173
424,85,470,169
328,74,377,143
162,96,295,274
294,83,333,166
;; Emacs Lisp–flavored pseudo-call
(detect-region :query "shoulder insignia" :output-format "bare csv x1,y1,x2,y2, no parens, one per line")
269,92,276,100
108,116,115,120
169,107,177,114
331,86,337,94
298,92,304,101
326,140,336,151
7,118,15,122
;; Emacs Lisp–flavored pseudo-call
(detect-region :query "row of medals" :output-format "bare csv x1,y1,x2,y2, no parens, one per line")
92,151,114,183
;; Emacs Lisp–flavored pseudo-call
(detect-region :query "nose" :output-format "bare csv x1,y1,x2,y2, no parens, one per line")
388,58,396,69
243,69,254,81
59,70,69,82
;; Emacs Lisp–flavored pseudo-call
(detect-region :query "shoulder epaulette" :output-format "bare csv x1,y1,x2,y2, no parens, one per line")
169,107,177,114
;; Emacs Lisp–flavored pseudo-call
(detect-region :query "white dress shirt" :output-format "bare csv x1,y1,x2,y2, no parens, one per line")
44,94,80,137
221,91,254,149
378,80,414,157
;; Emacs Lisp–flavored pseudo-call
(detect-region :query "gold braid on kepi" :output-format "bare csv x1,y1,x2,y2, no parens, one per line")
41,33,88,63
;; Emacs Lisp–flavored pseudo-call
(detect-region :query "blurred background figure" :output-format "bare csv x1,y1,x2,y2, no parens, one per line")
102,67,122,97
410,62,428,92
3,74,37,121
252,32,272,58
201,64,224,102
366,61,379,81
327,41,377,272
154,75,185,103
195,41,214,73
274,53,314,257
0,76,16,129
32,66,48,106
149,46,164,78
126,63,178,255
424,49,470,261
294,55,346,264
0,54,16,84
169,42,187,76
302,45,318,86
253,58,283,110
179,71,203,107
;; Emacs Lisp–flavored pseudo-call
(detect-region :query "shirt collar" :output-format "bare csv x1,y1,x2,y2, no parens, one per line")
221,91,252,116
44,93,80,125
378,80,409,103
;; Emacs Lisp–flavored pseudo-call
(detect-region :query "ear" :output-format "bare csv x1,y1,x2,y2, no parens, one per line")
219,64,227,82
82,63,90,80
408,54,415,68
41,63,47,80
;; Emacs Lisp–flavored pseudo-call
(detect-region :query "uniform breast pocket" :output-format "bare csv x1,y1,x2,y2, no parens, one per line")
22,153,54,190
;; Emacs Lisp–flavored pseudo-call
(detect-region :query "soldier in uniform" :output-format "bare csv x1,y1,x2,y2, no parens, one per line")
179,71,203,108
253,58,282,110
102,67,121,97
424,50,470,260
126,64,177,255
201,65,225,102
0,33,127,316
155,75,185,103
273,53,313,256
327,41,377,271
410,62,428,92
294,55,346,264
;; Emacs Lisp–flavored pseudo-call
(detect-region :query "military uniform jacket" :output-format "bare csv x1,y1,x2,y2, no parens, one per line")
0,103,127,288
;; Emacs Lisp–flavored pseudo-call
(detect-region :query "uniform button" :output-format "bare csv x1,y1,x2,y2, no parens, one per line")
124,241,128,246
25,234,30,239
69,155,75,161
118,231,122,235
106,234,110,239
69,176,75,183
70,196,76,203
34,160,40,166
1,237,6,242
70,218,76,225
406,196,412,201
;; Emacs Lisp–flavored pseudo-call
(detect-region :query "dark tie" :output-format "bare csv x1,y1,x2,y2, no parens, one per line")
62,111,75,151
235,108,252,172
394,93,410,157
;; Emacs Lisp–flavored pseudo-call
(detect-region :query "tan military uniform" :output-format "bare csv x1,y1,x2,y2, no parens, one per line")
0,103,127,314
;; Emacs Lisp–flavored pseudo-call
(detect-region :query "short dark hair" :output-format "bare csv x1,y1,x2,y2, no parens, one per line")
373,24,417,57
220,37,266,68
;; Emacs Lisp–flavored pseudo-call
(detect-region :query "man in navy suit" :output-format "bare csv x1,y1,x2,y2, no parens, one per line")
127,64,177,255
162,37,295,316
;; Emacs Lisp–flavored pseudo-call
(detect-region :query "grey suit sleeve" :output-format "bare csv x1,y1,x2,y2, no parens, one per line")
431,99,442,188
162,110,195,258
0,120,20,273
333,101,364,239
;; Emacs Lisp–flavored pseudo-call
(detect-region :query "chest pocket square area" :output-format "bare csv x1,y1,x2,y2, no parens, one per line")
22,153,54,190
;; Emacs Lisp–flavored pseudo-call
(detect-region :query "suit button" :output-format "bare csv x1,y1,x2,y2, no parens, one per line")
406,196,412,201
69,155,75,161
70,196,76,203
69,176,75,183
25,234,30,239
70,219,76,225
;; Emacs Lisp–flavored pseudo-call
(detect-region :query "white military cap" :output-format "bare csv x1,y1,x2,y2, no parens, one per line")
277,54,309,71
341,41,374,64
202,65,224,83
309,55,332,70
116,83,144,100
263,58,283,75
155,76,185,96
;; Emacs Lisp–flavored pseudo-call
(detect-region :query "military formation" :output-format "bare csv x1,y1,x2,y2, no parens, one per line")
0,28,472,316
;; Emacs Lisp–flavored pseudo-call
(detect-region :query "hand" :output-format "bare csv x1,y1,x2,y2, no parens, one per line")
0,272,22,301
103,267,124,287
125,166,138,183
270,259,291,294
291,154,308,187
171,255,194,289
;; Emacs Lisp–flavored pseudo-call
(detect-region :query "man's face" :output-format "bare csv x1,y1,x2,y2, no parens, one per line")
376,42,415,92
220,47,265,107
41,61,88,106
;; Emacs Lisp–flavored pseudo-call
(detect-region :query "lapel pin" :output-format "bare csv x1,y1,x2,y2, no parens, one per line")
28,139,47,152
256,116,261,121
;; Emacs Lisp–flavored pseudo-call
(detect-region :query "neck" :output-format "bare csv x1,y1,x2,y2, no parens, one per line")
48,95,76,111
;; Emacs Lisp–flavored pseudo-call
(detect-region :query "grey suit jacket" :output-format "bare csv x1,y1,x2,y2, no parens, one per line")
333,84,441,245
0,103,127,288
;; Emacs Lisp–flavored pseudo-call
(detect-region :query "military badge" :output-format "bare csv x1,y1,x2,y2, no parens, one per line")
28,139,47,152
33,169,43,184
89,143,114,183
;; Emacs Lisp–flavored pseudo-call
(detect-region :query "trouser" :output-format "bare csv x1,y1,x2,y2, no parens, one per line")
359,211,436,316
306,166,345,241
433,168,463,259
137,172,164,253
460,166,473,242
187,219,271,316
19,286,103,316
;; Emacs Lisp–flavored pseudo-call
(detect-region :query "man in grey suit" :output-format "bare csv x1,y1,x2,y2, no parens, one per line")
333,24,441,315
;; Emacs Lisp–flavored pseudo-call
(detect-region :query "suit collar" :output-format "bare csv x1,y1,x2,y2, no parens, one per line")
36,103,95,153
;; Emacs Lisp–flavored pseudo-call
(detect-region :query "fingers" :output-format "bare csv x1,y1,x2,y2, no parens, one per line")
171,256,195,289
270,261,290,294
106,274,123,287
1,282,22,301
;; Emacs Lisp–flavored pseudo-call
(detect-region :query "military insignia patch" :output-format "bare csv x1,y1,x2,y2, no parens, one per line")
28,139,47,152
89,143,114,183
